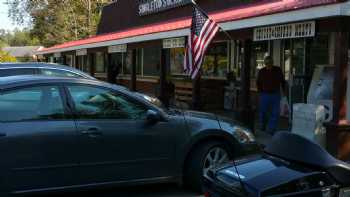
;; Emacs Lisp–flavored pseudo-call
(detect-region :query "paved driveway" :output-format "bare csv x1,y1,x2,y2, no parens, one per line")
31,184,203,197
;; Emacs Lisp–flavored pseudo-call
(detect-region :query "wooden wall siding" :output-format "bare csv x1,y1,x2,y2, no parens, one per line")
117,78,225,110
118,78,159,96
117,79,132,89
200,79,226,110
136,80,159,96
97,0,257,35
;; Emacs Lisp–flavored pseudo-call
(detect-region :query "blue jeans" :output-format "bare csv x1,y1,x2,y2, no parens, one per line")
259,92,281,132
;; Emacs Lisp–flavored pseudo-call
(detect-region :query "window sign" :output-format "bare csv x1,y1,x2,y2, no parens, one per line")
163,37,185,49
254,21,315,41
108,44,127,53
76,49,87,56
138,0,192,16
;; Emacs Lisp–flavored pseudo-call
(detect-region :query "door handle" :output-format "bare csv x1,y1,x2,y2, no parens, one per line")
81,128,102,136
0,133,6,137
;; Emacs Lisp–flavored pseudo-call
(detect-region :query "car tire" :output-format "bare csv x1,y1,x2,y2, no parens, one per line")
184,141,232,192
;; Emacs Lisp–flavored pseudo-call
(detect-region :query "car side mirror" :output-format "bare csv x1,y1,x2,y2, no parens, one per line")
145,110,161,124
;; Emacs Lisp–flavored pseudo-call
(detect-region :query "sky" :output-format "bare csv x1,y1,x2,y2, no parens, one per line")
0,0,24,31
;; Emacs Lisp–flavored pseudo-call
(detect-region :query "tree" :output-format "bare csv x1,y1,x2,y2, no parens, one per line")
7,0,112,47
0,28,40,46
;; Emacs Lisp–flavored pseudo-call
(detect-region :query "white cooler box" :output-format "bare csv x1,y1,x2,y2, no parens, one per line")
292,103,327,147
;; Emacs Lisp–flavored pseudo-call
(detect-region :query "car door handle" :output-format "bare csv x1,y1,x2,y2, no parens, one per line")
0,133,6,137
81,128,102,136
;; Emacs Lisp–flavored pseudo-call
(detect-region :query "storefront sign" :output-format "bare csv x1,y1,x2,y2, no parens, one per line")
108,44,127,53
163,37,185,48
254,21,315,41
138,0,192,16
76,49,87,56
54,52,61,58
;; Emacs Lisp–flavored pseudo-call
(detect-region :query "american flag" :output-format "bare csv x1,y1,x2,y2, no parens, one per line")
184,5,220,79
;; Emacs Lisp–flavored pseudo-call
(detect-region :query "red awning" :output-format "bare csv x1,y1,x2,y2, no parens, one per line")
39,0,342,53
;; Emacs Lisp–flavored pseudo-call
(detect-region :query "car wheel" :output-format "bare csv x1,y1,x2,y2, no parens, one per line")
184,141,232,192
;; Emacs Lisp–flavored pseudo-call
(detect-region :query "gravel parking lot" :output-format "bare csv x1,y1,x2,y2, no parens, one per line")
31,184,203,197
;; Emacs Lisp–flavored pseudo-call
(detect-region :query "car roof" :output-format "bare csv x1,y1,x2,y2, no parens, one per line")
1,62,73,69
0,62,95,79
0,75,109,89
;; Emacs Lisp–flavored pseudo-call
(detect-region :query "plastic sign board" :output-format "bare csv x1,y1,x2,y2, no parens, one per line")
138,0,192,16
254,21,315,41
76,49,87,56
108,44,127,53
163,37,185,48
54,52,61,58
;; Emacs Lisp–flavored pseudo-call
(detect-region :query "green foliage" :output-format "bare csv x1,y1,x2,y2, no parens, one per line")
0,50,17,62
7,0,112,47
0,28,40,46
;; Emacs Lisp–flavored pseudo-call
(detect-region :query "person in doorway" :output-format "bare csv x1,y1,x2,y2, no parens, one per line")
107,61,121,84
257,56,286,135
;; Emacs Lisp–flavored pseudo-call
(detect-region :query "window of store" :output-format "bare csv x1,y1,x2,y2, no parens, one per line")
76,55,88,72
123,49,142,76
65,55,74,67
202,41,229,78
170,47,185,75
95,52,105,73
110,52,124,72
232,40,243,80
143,46,161,76
123,50,132,75
309,33,329,69
251,41,269,79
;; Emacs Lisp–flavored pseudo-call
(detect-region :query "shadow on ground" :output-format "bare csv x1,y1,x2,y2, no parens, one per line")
29,184,202,197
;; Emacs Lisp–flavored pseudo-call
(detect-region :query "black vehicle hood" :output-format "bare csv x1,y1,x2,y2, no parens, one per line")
211,155,326,196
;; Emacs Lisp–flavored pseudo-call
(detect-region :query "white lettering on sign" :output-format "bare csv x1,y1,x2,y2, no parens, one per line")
139,0,192,16
254,21,315,41
54,53,61,58
163,37,185,48
76,49,87,56
108,44,127,53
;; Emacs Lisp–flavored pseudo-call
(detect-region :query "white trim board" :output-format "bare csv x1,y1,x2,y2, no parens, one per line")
37,1,350,55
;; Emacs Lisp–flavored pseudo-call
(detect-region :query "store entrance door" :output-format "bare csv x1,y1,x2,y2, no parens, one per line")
282,39,308,119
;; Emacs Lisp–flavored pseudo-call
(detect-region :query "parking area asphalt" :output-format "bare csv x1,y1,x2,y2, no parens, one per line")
31,184,203,197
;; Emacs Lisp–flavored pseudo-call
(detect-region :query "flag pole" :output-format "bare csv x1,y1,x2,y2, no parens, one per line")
189,1,248,196
190,0,234,41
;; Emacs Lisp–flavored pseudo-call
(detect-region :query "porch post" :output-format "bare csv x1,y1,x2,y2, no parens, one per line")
88,53,95,77
73,53,81,70
326,30,349,160
239,39,254,131
192,75,201,110
131,49,137,91
160,48,170,107
105,53,113,83
333,32,349,123
62,55,67,65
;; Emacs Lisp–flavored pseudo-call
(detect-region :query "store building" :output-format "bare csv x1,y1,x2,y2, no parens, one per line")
36,0,350,160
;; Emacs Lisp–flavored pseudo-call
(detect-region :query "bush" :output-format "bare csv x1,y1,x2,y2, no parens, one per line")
0,50,16,62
